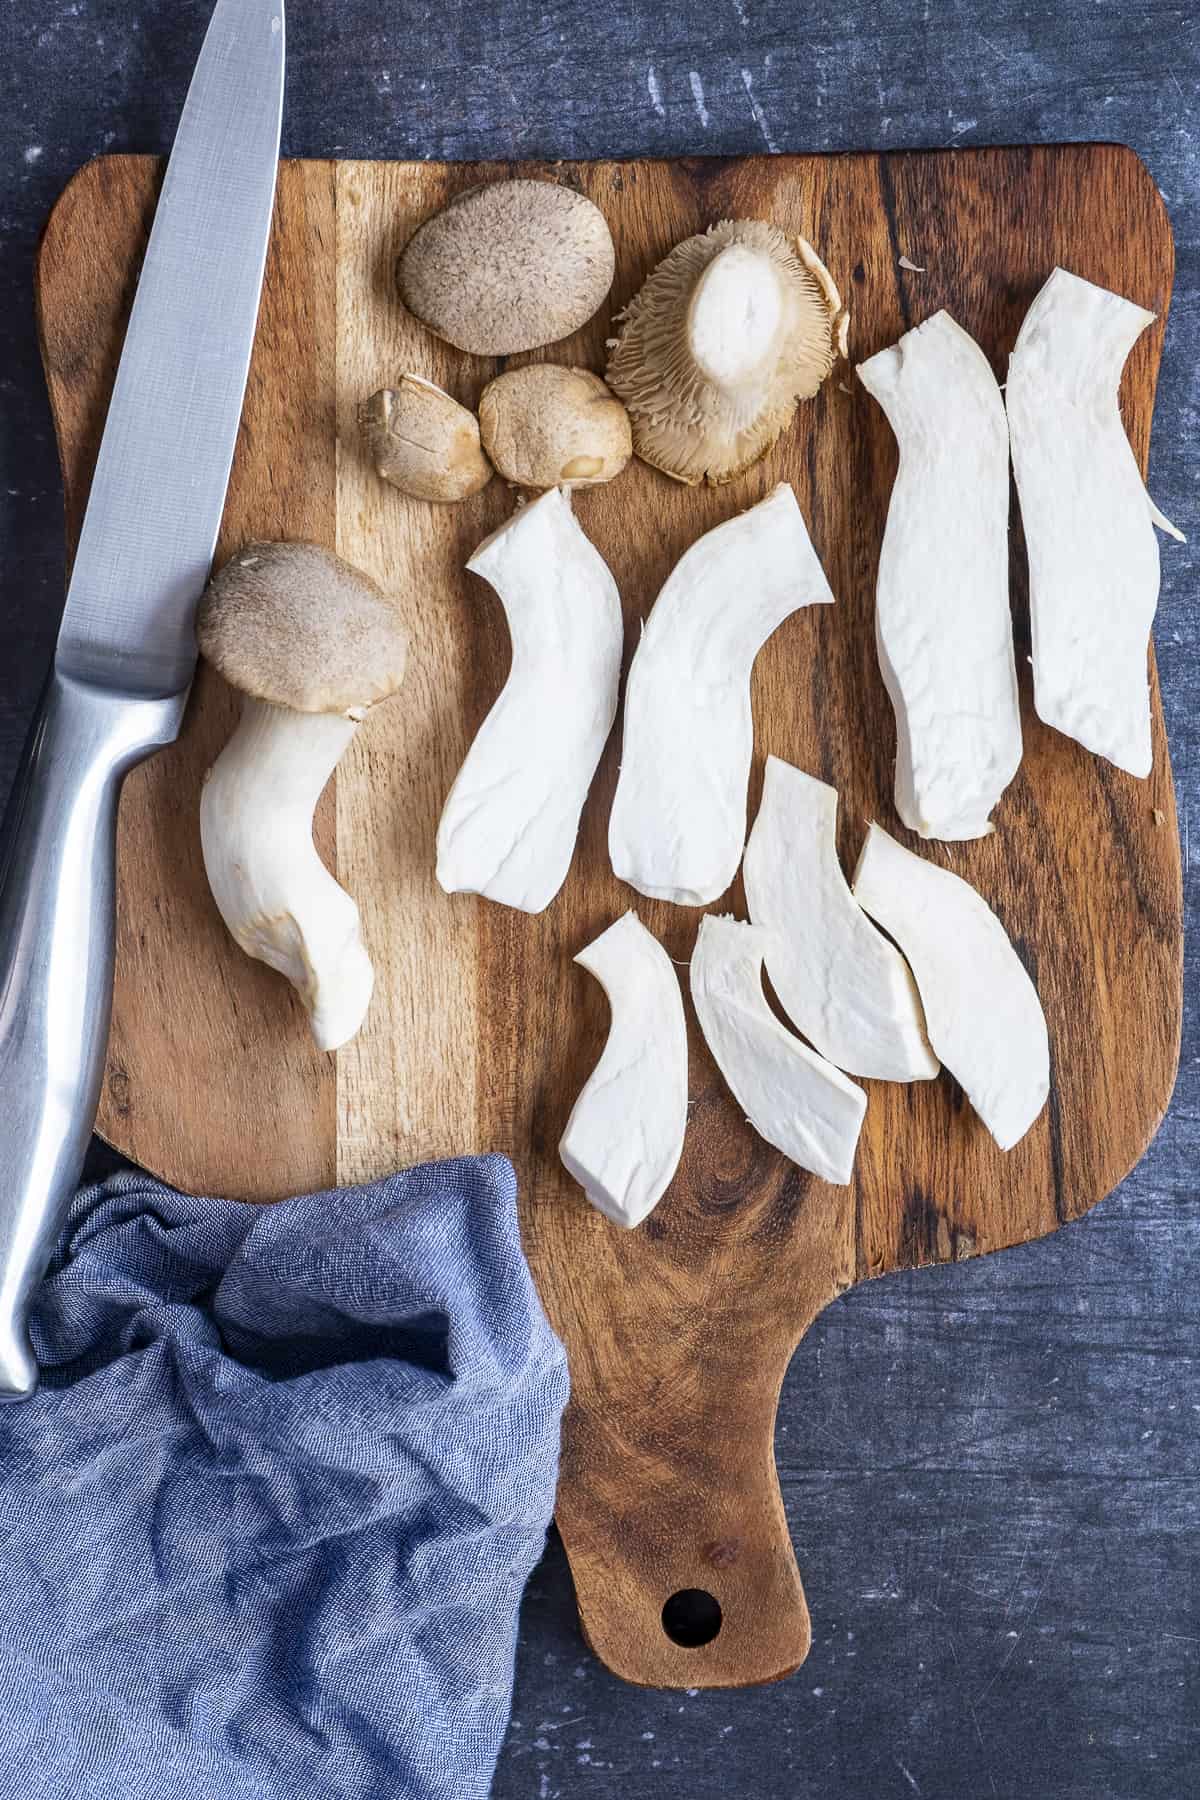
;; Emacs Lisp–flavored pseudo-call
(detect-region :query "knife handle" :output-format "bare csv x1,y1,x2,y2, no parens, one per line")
0,670,185,1398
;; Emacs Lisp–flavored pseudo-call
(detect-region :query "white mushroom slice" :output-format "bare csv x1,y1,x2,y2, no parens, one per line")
858,311,1022,841
609,483,835,906
1007,267,1184,778
690,914,866,1186
851,824,1049,1150
437,488,623,913
743,757,938,1081
559,911,688,1228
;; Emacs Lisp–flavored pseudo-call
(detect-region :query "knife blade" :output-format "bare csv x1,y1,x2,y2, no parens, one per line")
0,0,284,1398
61,0,285,696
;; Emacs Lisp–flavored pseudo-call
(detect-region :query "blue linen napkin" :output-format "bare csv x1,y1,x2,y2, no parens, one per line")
0,1155,568,1800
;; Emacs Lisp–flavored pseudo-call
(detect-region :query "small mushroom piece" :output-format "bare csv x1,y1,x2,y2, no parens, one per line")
196,542,408,1051
559,911,689,1228
690,914,867,1186
743,757,939,1082
358,377,492,503
852,824,1049,1150
478,365,632,489
605,219,847,485
397,179,616,356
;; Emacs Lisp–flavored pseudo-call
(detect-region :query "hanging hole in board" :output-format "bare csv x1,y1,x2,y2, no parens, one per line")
661,1588,723,1647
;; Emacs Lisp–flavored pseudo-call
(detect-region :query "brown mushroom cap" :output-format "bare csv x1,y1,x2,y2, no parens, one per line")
477,365,632,488
605,219,848,486
358,377,492,503
397,180,616,357
197,542,408,715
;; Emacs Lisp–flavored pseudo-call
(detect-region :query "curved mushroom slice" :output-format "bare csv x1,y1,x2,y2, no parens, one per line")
437,488,623,914
559,911,689,1228
743,757,938,1081
858,311,1021,841
690,914,866,1186
1007,267,1184,778
851,824,1049,1150
609,483,835,906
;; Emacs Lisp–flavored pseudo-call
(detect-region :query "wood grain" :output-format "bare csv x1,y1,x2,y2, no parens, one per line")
36,147,1181,1689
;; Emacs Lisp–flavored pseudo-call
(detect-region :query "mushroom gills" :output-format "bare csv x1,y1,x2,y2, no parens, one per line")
690,914,867,1187
743,757,938,1081
852,824,1049,1151
1006,266,1184,778
559,911,689,1228
608,482,836,907
201,698,374,1052
437,488,624,913
858,310,1022,840
606,219,846,486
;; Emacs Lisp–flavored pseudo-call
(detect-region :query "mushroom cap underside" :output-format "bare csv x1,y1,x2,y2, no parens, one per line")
605,218,846,486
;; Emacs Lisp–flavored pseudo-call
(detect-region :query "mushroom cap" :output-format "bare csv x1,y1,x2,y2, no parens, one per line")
197,542,408,715
397,179,616,357
477,364,632,488
358,376,493,502
605,219,848,486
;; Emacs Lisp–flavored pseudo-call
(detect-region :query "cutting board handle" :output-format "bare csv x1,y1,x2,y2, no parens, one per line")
555,1311,814,1689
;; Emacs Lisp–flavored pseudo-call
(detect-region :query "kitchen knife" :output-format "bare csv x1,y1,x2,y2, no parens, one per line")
0,0,285,1398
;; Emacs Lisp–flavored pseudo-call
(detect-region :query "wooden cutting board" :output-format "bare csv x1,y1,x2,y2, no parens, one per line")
38,148,1182,1690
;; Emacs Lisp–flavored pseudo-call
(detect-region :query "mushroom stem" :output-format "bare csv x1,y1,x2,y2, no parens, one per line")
687,243,783,385
200,697,374,1052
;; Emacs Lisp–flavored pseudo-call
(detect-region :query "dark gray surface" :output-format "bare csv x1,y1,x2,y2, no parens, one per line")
1,4,1196,1797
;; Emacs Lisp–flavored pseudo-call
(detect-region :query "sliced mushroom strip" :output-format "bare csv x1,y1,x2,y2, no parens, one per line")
1007,267,1184,778
437,488,623,914
609,483,836,907
858,311,1022,840
852,824,1049,1150
197,542,407,1052
559,911,689,1228
743,757,938,1081
690,914,866,1187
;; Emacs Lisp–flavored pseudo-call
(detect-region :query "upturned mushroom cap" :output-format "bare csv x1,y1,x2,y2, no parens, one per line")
397,179,616,356
477,364,632,488
359,376,492,502
197,542,408,715
605,219,848,486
